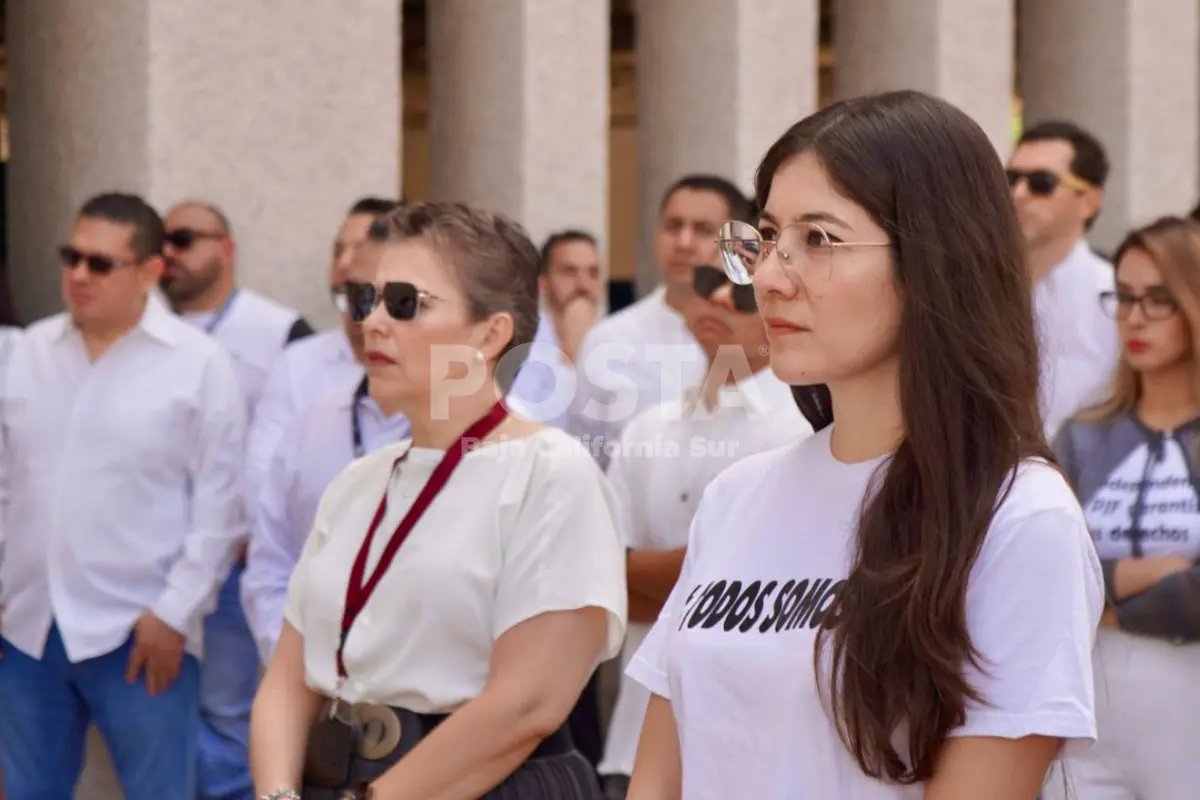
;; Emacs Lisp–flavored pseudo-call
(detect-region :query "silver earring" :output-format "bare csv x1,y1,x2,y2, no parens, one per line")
473,350,484,362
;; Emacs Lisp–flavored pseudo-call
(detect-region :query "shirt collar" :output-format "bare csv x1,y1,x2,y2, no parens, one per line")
54,292,177,346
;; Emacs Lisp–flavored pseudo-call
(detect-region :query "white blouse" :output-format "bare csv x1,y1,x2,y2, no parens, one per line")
284,427,628,711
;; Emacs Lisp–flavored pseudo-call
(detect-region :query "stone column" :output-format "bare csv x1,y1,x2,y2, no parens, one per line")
1020,0,1199,254
634,0,819,295
834,0,1016,158
426,0,609,266
7,0,401,329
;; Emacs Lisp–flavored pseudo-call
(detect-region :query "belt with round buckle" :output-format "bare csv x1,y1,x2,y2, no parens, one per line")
349,703,403,760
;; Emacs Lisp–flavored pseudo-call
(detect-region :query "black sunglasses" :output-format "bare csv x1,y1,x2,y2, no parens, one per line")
57,245,135,276
164,228,224,251
1005,168,1090,198
693,265,757,313
345,281,434,322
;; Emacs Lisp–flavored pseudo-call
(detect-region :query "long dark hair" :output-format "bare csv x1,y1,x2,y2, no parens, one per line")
757,91,1052,783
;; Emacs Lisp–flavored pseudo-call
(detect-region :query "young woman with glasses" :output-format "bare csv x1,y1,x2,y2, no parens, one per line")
249,202,626,800
1046,216,1200,800
625,91,1103,800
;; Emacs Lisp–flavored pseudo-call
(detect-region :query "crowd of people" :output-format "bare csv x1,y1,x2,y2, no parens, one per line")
0,88,1196,800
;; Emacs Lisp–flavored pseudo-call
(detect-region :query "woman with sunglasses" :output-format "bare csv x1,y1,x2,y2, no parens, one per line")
250,202,626,800
625,90,1103,800
1045,216,1200,800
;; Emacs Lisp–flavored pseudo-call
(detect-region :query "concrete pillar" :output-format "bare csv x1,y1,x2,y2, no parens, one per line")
1020,0,1199,254
7,0,401,329
427,0,609,263
634,0,819,295
834,0,1016,159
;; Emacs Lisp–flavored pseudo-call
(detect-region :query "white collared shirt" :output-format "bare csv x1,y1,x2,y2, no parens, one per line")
245,328,361,497
0,296,248,661
507,311,578,430
181,288,309,414
598,367,812,777
242,376,411,663
285,428,627,710
567,287,707,466
1036,241,1120,439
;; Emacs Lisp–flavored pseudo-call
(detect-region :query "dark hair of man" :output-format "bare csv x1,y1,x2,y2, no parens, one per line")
660,174,755,223
1018,120,1110,188
349,197,401,217
756,90,1051,784
538,229,597,276
78,192,165,261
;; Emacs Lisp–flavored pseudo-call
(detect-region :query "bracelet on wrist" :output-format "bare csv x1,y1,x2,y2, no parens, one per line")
259,790,301,800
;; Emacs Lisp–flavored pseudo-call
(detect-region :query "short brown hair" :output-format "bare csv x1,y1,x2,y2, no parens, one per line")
371,201,541,367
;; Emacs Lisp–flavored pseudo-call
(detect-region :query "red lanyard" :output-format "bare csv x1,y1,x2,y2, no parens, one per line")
337,400,508,679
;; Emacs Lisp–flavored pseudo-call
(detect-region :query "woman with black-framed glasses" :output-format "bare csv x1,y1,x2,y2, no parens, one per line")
249,202,625,800
1047,215,1200,800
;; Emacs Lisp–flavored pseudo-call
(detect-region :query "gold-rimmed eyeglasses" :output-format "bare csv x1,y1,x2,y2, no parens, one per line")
716,220,891,285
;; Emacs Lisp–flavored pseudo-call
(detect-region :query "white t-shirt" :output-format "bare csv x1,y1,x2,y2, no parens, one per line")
627,426,1104,799
285,427,628,711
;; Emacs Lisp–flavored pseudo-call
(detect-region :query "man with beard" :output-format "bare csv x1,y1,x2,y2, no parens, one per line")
508,230,602,428
160,200,312,800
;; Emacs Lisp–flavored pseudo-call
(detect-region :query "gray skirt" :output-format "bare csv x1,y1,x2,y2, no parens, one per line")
302,748,602,799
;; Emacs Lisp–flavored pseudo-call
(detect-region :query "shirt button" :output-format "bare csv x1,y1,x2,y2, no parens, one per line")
360,612,371,629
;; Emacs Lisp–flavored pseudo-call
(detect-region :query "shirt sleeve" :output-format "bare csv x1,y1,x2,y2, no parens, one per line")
624,476,716,700
152,350,249,634
493,439,628,660
0,330,19,589
605,415,649,549
952,505,1104,745
242,417,305,664
245,356,296,503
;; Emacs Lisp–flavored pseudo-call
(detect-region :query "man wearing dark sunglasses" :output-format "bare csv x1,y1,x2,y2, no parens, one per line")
596,262,811,800
161,200,315,800
245,198,400,508
1008,121,1120,438
0,193,247,799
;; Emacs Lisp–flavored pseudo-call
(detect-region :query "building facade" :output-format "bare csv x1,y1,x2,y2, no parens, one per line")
6,0,1199,323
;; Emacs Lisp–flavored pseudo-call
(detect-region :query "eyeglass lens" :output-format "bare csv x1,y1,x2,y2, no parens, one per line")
1100,290,1179,321
58,246,118,276
1005,169,1060,197
344,281,421,323
718,219,834,286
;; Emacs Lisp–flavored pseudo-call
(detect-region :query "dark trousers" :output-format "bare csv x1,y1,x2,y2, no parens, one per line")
567,671,604,769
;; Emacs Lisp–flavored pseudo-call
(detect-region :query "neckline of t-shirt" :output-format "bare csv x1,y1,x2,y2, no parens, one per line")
402,427,561,463
811,425,893,482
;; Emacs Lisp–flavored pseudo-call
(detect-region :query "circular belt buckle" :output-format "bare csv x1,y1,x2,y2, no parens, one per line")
351,703,403,760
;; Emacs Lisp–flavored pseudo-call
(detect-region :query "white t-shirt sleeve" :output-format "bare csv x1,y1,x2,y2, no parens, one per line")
953,505,1103,744
625,475,719,700
492,441,628,660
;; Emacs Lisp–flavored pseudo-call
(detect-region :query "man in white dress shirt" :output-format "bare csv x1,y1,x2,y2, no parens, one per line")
597,262,812,798
0,193,247,799
160,200,313,800
508,230,603,428
568,175,755,467
241,228,410,665
1008,121,1120,439
245,197,398,500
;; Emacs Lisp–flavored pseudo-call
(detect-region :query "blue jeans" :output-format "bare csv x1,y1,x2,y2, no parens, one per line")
198,562,259,800
0,623,200,800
